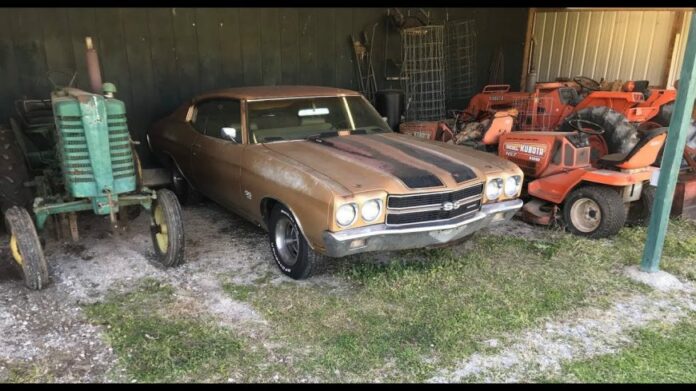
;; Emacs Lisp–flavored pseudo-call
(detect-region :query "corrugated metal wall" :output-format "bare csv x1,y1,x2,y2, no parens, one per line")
531,9,691,87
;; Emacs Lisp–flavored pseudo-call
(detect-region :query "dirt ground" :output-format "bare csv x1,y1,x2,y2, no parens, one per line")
0,202,690,382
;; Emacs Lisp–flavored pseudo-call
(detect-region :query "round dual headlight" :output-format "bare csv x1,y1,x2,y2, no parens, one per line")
486,178,504,201
336,203,358,227
504,175,522,197
361,199,382,222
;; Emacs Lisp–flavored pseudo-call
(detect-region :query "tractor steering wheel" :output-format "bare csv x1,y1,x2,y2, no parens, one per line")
573,76,601,91
568,119,605,136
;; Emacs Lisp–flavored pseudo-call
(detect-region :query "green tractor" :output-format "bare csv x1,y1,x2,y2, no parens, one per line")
1,38,185,290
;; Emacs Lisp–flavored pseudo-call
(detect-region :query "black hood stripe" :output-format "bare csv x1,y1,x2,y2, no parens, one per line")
312,137,444,189
373,134,477,183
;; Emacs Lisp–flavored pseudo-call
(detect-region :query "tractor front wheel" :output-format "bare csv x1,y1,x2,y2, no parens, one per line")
563,185,626,238
150,189,185,267
4,206,49,289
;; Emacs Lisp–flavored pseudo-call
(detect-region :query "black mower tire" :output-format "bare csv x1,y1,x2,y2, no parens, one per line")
268,204,324,280
654,102,675,127
0,126,33,213
559,106,639,155
4,206,49,290
628,184,656,226
150,189,185,267
563,185,627,239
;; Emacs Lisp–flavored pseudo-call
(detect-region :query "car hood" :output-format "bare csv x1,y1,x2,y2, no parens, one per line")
262,132,511,194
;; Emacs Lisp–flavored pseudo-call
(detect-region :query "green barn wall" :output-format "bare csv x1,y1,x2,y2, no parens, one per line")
0,7,528,164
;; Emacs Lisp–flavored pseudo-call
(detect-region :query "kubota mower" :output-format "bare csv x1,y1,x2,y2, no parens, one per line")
499,119,667,238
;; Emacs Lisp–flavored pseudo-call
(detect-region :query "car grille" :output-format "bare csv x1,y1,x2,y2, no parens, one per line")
386,182,484,226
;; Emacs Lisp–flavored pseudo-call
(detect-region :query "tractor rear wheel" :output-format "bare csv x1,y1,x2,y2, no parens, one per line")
654,102,675,127
559,107,639,161
4,206,49,290
150,189,185,267
563,185,626,238
0,126,33,214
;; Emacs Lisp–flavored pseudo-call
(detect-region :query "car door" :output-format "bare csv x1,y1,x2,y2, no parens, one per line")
190,98,245,210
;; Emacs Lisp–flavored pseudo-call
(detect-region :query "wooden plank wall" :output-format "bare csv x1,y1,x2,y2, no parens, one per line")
0,7,528,163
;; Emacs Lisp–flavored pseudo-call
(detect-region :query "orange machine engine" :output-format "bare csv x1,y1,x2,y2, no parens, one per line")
498,131,592,179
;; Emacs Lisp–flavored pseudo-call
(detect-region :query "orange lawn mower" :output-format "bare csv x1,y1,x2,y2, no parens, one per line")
499,119,667,238
465,76,677,162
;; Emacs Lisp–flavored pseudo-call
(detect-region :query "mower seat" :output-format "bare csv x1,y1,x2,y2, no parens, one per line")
597,128,667,170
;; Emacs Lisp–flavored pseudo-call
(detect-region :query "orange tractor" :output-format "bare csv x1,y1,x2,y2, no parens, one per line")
464,77,676,162
500,120,667,237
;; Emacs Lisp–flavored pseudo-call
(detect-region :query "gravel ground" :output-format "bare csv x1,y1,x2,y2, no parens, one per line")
0,202,692,382
430,283,696,383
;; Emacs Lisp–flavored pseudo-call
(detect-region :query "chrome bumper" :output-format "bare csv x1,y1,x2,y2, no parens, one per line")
322,199,523,258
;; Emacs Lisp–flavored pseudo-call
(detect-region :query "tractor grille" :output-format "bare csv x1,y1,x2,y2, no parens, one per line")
385,182,483,226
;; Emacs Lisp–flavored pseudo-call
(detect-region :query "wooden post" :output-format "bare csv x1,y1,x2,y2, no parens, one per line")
641,11,696,272
520,8,537,91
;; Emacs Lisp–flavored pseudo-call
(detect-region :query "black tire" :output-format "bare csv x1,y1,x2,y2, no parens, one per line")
170,164,201,206
627,184,656,226
559,107,639,156
654,102,675,127
268,204,323,279
150,189,185,267
4,206,49,290
0,126,33,213
563,185,627,239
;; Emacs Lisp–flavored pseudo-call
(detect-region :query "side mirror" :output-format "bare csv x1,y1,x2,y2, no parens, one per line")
221,127,237,142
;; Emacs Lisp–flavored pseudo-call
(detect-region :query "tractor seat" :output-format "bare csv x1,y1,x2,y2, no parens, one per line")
597,128,667,170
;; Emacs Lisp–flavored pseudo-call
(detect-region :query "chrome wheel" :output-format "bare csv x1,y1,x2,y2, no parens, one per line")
274,215,299,267
569,198,602,233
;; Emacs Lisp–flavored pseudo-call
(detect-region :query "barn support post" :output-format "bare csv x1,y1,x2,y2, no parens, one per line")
641,11,696,272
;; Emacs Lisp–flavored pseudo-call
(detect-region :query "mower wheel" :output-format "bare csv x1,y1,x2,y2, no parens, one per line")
150,189,185,267
628,184,656,226
559,107,639,158
563,185,626,238
0,126,33,213
4,206,49,290
654,102,675,127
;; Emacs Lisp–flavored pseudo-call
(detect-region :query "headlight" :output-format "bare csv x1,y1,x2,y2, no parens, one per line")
486,178,503,201
336,203,357,227
504,175,522,197
361,199,382,222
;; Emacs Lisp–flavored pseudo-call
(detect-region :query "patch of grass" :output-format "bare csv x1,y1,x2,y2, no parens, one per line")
554,314,696,383
1,361,54,383
228,233,649,382
84,278,261,382
614,219,696,281
223,282,257,301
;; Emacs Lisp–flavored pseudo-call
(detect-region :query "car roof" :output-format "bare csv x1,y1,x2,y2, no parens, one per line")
194,85,363,101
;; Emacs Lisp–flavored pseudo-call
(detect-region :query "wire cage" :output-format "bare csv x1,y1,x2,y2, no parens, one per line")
400,25,446,121
444,19,477,106
505,95,556,131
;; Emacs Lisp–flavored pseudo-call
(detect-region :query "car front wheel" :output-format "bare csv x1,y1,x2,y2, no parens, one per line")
268,204,323,279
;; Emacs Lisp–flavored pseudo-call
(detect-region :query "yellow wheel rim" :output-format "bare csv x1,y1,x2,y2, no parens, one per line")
10,234,23,266
153,204,169,253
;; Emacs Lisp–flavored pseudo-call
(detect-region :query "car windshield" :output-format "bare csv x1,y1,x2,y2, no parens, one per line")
247,95,391,143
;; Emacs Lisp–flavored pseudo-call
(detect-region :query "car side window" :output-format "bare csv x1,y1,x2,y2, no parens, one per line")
192,99,242,143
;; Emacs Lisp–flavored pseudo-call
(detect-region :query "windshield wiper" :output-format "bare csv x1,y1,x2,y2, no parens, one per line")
306,131,339,141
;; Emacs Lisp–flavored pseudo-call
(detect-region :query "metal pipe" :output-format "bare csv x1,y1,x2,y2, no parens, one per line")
85,36,103,94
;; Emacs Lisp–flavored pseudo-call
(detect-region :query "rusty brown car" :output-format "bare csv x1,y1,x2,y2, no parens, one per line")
147,86,524,279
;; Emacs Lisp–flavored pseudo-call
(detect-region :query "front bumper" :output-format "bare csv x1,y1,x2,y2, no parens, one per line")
322,199,523,257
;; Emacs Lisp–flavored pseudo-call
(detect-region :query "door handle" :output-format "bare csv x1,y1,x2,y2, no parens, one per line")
191,143,201,156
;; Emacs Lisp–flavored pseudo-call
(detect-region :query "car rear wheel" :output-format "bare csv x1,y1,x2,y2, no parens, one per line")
268,204,323,279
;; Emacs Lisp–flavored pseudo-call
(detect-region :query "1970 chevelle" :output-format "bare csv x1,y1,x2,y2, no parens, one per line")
148,86,524,279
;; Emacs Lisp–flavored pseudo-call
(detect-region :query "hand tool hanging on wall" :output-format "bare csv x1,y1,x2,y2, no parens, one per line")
350,24,379,104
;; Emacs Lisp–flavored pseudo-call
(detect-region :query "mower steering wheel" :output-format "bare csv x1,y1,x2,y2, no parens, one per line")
568,119,605,136
573,76,601,91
